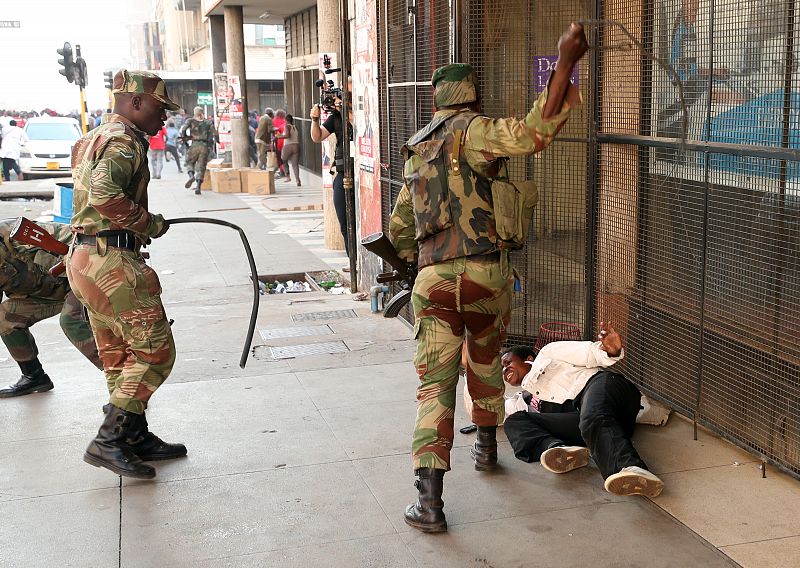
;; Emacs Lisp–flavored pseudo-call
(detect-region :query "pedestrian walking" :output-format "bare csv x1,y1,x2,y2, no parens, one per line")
0,120,28,181
148,125,167,179
273,109,286,178
277,114,301,186
389,23,588,533
164,119,183,173
67,69,185,480
255,108,274,170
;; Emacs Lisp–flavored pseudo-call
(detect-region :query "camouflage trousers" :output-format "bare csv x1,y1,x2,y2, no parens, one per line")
66,245,175,414
411,254,513,471
0,291,101,368
186,143,209,181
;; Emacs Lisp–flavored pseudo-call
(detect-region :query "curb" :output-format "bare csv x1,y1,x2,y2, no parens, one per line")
266,203,324,212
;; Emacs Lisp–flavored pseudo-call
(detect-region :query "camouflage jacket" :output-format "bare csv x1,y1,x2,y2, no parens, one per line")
181,117,217,146
0,218,72,298
255,115,273,144
392,86,579,268
70,113,165,242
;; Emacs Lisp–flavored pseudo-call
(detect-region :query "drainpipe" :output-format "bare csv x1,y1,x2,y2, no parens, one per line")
370,285,390,313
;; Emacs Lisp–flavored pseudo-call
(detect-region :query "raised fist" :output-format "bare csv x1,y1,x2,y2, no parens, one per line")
557,22,589,65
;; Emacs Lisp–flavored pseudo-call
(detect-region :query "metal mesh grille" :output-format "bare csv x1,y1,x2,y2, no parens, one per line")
464,0,592,346
380,0,453,324
598,0,800,476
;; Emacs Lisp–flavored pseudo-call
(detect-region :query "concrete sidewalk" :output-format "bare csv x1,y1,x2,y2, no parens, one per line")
0,168,797,567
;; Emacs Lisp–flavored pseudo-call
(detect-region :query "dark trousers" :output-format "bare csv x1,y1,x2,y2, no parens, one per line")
504,371,647,479
2,158,21,181
165,145,182,171
332,171,349,257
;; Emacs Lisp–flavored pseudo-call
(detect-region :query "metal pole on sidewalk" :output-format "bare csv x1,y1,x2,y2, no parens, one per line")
339,0,358,292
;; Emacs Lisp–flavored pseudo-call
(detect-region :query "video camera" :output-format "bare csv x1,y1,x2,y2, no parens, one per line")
315,54,343,113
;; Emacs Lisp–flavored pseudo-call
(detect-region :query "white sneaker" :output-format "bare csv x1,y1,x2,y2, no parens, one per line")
540,446,590,474
604,466,664,498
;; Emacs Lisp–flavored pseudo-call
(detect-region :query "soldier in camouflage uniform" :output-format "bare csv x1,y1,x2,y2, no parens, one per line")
0,219,102,397
181,106,217,195
67,70,185,480
391,23,588,532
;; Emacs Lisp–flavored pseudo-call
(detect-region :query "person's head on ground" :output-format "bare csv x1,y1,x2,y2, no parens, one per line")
431,63,480,112
501,345,537,386
111,70,179,136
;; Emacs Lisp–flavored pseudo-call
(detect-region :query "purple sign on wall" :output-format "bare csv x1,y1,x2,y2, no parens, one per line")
533,56,579,93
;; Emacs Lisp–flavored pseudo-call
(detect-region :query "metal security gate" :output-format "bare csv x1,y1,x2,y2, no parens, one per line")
597,0,800,477
462,0,593,346
379,0,454,320
378,0,800,477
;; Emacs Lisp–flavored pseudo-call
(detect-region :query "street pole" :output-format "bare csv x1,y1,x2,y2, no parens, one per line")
339,0,357,292
76,45,88,134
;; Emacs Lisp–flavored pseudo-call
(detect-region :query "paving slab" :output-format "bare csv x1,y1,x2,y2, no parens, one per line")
294,361,418,409
721,535,800,568
633,414,760,474
0,488,120,568
355,446,622,534
0,434,118,501
401,501,736,568
1,386,106,444
116,374,349,482
121,461,396,567
656,459,800,547
184,534,417,568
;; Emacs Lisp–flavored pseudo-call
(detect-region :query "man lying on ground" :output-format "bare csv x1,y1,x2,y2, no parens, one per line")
502,322,665,498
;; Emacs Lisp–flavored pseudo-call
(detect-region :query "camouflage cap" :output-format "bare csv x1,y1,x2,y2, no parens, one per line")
112,70,180,111
431,63,479,108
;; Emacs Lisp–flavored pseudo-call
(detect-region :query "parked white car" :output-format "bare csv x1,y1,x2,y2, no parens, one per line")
19,117,81,178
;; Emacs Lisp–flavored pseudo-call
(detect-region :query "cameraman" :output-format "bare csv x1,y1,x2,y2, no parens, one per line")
309,98,353,258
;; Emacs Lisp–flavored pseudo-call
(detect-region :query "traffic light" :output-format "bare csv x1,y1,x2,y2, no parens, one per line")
57,42,74,84
103,71,114,90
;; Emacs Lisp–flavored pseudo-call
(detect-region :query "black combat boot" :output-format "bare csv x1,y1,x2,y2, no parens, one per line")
0,359,54,398
185,170,195,188
194,179,202,195
404,468,447,533
84,405,156,479
124,407,187,461
470,426,498,471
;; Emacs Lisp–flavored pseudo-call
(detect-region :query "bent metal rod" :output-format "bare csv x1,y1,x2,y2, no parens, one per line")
165,217,259,369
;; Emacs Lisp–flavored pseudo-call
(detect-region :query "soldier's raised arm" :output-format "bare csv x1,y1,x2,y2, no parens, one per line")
465,23,588,161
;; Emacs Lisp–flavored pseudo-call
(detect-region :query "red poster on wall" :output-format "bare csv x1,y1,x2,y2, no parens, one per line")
353,0,381,237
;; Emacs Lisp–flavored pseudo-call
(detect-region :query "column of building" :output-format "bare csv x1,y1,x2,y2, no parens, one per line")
317,0,346,251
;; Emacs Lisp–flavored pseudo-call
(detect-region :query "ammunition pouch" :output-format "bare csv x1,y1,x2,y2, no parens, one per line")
491,179,538,250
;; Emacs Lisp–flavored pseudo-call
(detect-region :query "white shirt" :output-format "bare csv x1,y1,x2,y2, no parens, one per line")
520,340,624,405
0,126,29,160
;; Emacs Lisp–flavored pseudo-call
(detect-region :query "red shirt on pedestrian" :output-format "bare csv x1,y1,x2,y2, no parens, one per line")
149,128,167,151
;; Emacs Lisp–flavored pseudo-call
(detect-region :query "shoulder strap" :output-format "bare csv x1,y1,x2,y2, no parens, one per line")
450,129,464,175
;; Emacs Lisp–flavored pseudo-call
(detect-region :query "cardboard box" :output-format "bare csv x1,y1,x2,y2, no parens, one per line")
241,168,275,195
210,168,242,193
200,176,212,191
207,158,231,170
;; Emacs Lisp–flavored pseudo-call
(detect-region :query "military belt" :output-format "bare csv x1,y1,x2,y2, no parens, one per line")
74,231,138,251
468,251,502,263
